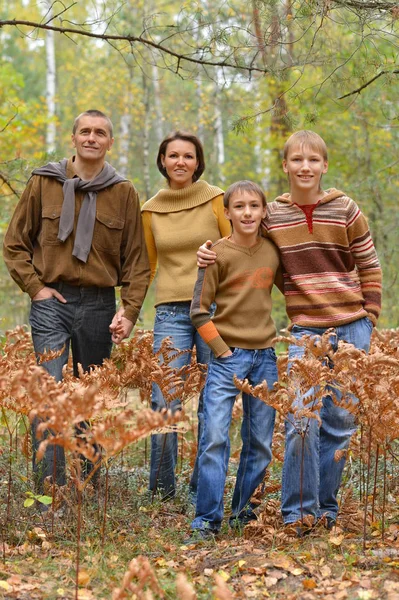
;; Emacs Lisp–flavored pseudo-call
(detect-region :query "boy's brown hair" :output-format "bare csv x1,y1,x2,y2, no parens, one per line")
283,130,328,161
223,180,266,209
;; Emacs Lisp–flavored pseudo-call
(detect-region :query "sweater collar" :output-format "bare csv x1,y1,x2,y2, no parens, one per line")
274,188,345,206
141,180,224,213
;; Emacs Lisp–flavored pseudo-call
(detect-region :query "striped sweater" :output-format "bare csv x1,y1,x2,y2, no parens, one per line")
262,189,382,327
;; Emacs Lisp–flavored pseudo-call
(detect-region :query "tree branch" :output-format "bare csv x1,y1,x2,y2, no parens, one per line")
0,19,270,75
0,172,20,198
338,69,399,99
333,0,399,11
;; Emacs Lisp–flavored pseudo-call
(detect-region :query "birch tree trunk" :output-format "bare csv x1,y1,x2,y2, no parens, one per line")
45,1,56,153
118,67,134,178
142,72,151,200
152,64,164,145
213,72,225,186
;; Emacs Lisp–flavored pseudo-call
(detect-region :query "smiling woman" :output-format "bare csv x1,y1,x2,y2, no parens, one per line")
141,131,231,502
161,139,198,189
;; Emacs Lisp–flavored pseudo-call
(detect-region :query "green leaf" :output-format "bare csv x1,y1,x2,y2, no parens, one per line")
37,495,53,505
24,498,35,507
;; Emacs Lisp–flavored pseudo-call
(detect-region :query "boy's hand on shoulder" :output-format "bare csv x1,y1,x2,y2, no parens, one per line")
197,240,217,267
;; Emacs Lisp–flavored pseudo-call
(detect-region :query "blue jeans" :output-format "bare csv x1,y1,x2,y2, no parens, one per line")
191,347,277,532
281,317,373,524
149,302,210,499
29,282,115,492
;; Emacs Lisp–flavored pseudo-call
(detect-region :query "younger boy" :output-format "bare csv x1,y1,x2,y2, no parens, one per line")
197,131,382,532
188,180,281,539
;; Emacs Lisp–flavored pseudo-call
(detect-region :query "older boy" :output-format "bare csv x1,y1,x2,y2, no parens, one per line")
188,181,281,540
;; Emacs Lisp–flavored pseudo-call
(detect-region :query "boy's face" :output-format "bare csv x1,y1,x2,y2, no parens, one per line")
224,191,267,236
283,144,328,193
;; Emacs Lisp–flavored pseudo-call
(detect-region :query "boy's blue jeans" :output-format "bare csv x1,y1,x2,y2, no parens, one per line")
281,317,373,524
191,347,277,532
150,302,210,499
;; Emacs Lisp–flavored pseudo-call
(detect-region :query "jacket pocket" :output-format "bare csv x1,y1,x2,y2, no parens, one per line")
92,211,125,255
41,206,62,245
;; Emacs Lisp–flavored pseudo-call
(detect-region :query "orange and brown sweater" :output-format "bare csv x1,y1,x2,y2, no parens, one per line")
190,236,281,357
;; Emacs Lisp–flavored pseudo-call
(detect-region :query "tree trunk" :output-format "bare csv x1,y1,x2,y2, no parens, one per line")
45,1,56,153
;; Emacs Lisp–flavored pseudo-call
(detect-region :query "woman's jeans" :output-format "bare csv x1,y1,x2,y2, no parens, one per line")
149,302,210,499
29,282,115,492
191,347,277,532
281,317,373,524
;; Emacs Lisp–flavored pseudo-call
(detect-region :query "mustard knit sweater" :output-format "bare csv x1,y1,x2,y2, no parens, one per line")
141,180,231,306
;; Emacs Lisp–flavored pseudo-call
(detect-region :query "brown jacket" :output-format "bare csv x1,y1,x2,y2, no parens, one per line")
3,157,150,324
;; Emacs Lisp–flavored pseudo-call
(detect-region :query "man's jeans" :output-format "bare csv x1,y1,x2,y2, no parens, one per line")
191,347,277,532
29,282,115,492
281,317,373,524
150,302,210,499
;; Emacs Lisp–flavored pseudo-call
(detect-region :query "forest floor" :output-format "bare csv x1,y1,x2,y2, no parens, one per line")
1,448,399,600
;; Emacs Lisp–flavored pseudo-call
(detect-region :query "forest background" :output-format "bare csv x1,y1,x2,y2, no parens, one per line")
0,0,398,336
0,2,399,598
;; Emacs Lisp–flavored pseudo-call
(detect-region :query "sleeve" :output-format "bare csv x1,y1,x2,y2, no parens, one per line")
347,200,382,325
260,218,271,240
2,176,45,298
211,195,231,237
190,259,230,357
119,186,151,324
141,210,158,284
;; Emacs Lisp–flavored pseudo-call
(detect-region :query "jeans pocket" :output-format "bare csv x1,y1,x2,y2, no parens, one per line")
98,291,116,311
155,308,174,325
266,347,277,362
31,296,57,304
364,316,374,331
216,347,239,361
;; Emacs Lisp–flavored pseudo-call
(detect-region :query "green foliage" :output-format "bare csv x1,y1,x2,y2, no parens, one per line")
23,490,53,508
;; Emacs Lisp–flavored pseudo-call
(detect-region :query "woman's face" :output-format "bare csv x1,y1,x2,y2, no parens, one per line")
161,140,199,189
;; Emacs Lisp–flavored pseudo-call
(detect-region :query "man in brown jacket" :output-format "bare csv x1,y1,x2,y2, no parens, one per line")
3,109,150,493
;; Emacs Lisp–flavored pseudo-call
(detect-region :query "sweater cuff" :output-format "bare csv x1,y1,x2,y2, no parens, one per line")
123,307,139,326
27,281,45,299
366,312,377,327
210,337,231,357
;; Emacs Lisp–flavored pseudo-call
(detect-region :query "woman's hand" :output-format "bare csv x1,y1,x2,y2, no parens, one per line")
197,240,217,267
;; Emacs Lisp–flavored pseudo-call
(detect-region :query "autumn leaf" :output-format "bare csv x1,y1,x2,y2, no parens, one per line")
77,570,91,586
329,534,345,546
303,578,317,590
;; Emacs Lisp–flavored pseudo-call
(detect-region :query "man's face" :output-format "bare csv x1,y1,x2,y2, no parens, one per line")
71,115,114,164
